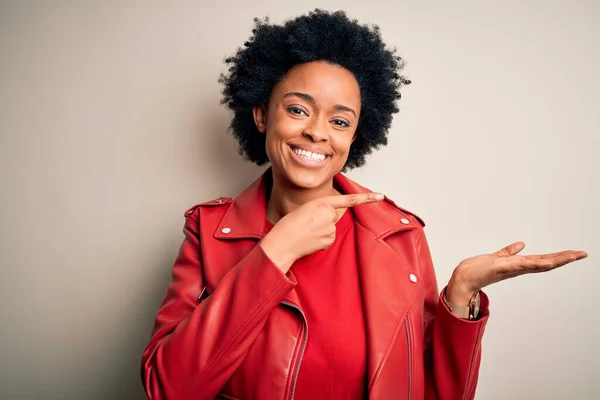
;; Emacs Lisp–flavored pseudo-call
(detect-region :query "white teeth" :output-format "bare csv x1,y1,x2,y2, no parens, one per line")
292,147,326,162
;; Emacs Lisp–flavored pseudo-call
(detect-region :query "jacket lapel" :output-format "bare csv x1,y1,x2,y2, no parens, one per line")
334,174,421,392
212,170,303,308
354,227,418,392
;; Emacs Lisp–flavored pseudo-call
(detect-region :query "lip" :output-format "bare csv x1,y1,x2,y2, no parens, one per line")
288,145,330,168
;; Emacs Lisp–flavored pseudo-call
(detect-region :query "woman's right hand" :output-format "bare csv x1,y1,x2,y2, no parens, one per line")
259,193,384,273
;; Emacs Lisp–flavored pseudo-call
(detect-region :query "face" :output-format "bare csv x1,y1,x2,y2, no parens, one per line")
253,61,361,190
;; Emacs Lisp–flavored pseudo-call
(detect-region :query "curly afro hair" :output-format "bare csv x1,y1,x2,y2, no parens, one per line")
219,9,410,170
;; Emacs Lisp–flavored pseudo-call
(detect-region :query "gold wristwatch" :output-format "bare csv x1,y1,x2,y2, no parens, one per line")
443,290,481,321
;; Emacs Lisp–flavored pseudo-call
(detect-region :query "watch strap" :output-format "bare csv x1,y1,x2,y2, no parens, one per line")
443,290,481,320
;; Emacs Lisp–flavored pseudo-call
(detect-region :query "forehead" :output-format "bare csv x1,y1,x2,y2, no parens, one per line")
271,61,361,108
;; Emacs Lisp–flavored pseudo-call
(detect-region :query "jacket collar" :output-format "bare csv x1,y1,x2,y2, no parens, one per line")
214,168,421,240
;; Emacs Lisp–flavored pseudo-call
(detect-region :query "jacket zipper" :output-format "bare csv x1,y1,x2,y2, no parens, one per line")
281,301,308,400
197,286,208,303
405,317,412,400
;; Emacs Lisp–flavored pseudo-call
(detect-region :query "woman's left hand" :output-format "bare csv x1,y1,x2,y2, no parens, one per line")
446,241,588,306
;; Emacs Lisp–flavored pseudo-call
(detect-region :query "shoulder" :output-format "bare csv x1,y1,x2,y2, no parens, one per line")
382,196,426,228
184,197,233,217
335,173,426,227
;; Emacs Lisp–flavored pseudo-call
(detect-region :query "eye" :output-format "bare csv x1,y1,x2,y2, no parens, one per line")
287,106,308,116
332,119,350,128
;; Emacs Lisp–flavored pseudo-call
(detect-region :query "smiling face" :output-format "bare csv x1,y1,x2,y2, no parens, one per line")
253,61,362,190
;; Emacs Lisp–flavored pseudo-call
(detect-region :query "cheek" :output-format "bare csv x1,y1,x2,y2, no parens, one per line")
271,116,305,139
333,133,355,155
264,123,294,159
264,132,279,161
266,124,307,159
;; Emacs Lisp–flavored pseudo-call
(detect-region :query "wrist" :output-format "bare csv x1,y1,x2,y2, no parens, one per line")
445,276,482,320
259,235,297,273
446,276,477,307
443,287,482,320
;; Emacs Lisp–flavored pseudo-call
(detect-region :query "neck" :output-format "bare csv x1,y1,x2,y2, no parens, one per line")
266,169,339,224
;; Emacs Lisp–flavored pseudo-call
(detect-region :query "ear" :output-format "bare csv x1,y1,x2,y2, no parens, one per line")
252,105,268,134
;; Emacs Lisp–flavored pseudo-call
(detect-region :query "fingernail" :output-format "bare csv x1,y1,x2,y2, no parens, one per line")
374,193,384,200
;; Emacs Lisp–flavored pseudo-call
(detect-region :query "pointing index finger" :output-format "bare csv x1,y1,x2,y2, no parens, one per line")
325,193,385,209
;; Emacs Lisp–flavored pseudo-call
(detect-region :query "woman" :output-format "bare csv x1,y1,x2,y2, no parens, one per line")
141,9,587,400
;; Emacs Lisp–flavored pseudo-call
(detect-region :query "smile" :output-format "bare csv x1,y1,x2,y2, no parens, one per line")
289,146,328,162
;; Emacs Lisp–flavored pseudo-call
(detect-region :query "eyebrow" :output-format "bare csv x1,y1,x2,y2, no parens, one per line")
283,92,357,117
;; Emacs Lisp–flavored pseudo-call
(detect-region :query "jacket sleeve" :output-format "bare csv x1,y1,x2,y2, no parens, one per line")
416,226,490,400
141,207,296,400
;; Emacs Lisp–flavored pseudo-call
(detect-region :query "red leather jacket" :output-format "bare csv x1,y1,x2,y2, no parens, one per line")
141,171,489,400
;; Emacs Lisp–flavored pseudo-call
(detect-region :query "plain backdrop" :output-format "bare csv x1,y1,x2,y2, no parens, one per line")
0,1,598,399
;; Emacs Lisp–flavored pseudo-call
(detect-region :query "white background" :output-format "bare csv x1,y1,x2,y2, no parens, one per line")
1,1,598,398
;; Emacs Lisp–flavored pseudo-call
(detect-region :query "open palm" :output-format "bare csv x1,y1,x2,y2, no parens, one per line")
451,241,588,296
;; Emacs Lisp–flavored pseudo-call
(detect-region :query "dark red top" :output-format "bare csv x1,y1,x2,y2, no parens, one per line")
268,210,367,399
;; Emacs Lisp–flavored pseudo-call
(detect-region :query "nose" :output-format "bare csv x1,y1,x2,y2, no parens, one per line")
302,118,328,143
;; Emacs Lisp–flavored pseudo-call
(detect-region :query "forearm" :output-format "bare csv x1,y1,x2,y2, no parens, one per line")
427,289,489,400
142,245,295,400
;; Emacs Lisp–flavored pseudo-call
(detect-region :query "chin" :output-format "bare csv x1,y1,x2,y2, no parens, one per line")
285,168,335,189
292,174,326,190
276,164,332,190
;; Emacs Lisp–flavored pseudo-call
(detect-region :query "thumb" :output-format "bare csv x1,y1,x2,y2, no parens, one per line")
494,241,526,257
